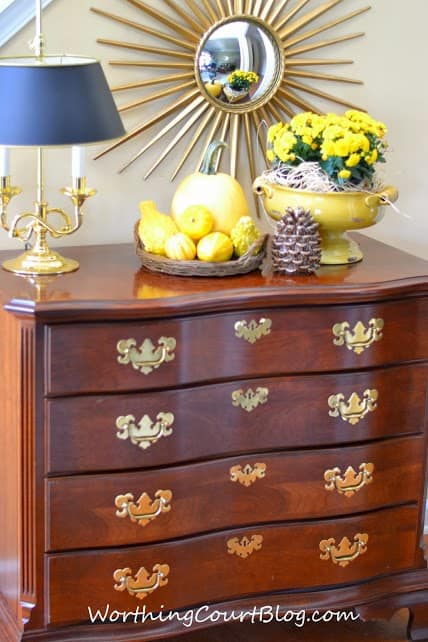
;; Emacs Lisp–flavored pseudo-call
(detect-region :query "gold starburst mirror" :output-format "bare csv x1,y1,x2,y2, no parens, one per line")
91,0,370,184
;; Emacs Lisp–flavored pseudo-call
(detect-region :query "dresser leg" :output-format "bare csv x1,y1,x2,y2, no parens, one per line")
408,604,428,641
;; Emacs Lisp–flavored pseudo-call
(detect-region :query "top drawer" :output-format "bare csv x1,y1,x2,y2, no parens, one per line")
45,298,428,395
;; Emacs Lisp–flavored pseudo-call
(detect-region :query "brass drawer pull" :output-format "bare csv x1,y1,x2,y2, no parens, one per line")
230,463,267,487
227,535,263,558
113,564,170,600
328,389,378,425
320,533,368,567
116,412,174,450
115,490,172,526
324,463,374,497
332,319,384,354
231,386,269,412
117,336,176,374
234,318,272,343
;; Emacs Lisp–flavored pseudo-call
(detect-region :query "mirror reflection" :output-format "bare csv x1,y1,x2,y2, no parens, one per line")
198,20,279,106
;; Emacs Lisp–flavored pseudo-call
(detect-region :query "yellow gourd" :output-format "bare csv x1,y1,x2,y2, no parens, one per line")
171,141,250,235
138,200,178,256
197,232,234,262
165,232,196,260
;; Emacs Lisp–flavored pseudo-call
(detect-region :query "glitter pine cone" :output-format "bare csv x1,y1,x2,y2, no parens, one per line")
271,206,321,275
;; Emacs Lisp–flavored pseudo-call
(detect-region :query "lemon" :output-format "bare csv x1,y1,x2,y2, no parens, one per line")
197,232,234,262
165,233,196,260
174,204,214,241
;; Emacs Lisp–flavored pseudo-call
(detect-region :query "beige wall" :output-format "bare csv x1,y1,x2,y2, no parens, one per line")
0,0,427,258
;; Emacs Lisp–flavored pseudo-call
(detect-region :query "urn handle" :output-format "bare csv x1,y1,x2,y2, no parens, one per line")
252,176,274,199
365,185,398,208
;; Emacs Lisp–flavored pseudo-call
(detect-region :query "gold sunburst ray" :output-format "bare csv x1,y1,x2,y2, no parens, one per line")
111,72,195,93
286,78,363,110
243,112,256,183
94,88,201,160
90,7,196,52
163,0,208,32
119,96,208,174
97,38,194,60
212,0,226,19
109,60,194,69
271,96,295,119
143,102,211,179
274,0,312,31
118,81,196,114
286,31,365,56
277,86,321,114
287,70,363,84
125,0,201,42
93,0,370,183
171,107,219,180
118,96,206,172
284,5,371,49
183,0,212,29
277,0,344,37
234,0,245,14
252,0,264,17
286,57,354,65
266,100,287,123
260,0,276,20
267,0,291,24
230,113,240,177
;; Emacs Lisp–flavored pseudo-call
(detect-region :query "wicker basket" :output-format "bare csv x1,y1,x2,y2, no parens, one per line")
134,222,267,277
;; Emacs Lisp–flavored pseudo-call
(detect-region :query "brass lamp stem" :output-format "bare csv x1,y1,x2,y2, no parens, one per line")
34,0,45,59
37,147,45,203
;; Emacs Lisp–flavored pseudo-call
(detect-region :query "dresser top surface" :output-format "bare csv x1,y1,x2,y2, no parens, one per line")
0,234,427,319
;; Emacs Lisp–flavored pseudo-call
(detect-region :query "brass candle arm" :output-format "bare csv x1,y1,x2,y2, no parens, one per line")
0,173,97,275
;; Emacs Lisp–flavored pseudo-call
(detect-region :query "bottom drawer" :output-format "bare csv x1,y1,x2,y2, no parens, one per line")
47,505,419,626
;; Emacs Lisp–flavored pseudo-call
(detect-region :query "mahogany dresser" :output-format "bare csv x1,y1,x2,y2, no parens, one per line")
0,235,427,642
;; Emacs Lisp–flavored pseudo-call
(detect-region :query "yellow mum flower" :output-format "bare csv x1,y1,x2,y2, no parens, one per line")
320,140,335,158
338,169,351,179
345,153,361,167
267,122,284,143
334,138,350,157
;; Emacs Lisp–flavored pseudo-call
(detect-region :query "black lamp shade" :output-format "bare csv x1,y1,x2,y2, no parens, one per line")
0,56,125,146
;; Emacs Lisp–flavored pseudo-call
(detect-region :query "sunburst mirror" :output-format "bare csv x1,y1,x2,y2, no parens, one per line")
91,0,370,185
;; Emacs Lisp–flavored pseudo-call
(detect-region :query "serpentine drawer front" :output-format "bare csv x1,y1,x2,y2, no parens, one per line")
46,363,428,474
45,298,428,395
47,504,418,626
0,240,427,642
47,435,424,551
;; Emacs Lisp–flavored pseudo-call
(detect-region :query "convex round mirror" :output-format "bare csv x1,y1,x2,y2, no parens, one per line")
197,18,284,111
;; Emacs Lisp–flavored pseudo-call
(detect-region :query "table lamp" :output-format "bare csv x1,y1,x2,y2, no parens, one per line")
0,0,125,275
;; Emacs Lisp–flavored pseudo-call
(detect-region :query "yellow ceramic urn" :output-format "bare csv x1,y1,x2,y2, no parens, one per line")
253,177,398,265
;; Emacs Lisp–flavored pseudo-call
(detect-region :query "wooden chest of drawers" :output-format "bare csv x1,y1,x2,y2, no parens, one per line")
0,236,427,641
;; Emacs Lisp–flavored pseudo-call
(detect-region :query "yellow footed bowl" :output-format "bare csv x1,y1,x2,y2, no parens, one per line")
253,177,399,265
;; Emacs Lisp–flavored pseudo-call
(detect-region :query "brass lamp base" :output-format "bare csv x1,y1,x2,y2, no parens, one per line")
2,248,79,275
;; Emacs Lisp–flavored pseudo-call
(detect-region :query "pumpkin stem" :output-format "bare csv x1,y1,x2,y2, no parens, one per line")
200,140,227,175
